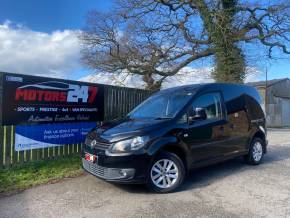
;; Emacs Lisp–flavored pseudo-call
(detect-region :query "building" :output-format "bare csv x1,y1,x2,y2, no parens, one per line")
248,78,290,127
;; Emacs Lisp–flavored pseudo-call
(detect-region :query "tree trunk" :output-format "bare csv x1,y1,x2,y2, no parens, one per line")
195,0,246,83
143,73,162,91
213,42,245,83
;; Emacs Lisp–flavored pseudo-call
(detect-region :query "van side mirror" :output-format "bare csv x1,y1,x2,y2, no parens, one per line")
188,107,207,123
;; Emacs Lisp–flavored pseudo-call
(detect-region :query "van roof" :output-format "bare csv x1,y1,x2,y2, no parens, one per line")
159,83,252,94
158,84,202,93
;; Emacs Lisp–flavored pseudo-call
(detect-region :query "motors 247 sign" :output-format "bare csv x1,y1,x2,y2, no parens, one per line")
1,72,105,125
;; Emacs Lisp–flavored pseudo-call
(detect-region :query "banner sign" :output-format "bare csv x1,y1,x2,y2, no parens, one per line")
1,72,104,125
15,122,96,151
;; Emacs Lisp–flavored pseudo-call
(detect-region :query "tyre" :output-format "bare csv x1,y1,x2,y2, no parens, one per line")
147,151,185,193
244,137,265,165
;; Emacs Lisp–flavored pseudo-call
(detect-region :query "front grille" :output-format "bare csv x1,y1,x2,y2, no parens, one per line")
82,159,127,180
85,137,111,150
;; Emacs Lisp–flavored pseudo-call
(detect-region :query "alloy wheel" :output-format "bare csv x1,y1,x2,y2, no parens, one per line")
252,141,263,162
150,159,179,189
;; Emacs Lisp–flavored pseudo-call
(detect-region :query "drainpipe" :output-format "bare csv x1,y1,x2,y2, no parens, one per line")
265,67,268,124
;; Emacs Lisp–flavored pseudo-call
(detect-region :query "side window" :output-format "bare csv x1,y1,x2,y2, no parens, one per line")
191,92,223,120
177,113,188,123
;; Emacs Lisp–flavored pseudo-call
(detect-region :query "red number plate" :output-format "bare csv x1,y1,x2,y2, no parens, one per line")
85,153,97,163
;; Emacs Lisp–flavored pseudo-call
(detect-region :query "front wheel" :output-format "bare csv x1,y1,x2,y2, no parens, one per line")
147,152,185,193
244,137,265,165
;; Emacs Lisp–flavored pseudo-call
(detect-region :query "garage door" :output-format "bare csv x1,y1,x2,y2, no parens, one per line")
282,98,290,126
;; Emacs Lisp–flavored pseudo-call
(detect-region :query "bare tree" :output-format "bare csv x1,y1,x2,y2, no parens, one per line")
80,0,290,90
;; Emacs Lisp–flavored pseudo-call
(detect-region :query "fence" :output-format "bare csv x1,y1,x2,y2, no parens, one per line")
0,85,151,168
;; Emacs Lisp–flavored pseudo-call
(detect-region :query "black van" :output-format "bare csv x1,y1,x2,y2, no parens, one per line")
82,83,267,193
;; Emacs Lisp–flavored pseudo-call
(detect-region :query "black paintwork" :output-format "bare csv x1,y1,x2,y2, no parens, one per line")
82,83,267,183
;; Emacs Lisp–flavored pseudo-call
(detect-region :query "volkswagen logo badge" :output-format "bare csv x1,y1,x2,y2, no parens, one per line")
90,140,97,148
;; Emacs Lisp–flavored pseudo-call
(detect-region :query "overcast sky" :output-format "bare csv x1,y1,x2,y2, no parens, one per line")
0,0,289,82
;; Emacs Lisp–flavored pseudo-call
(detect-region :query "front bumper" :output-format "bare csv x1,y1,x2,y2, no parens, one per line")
82,146,151,184
82,158,136,180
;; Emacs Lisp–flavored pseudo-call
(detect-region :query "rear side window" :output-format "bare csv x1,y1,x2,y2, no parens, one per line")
245,95,265,119
191,92,223,120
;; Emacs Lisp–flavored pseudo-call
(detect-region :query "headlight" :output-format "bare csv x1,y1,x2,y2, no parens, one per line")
109,136,150,154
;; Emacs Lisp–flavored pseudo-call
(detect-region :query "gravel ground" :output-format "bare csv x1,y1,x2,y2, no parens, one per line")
1,129,290,218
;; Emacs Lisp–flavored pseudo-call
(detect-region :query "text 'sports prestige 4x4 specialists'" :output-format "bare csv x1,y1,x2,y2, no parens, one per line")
82,83,267,193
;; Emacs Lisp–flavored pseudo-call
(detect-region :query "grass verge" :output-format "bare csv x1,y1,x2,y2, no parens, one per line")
0,155,83,195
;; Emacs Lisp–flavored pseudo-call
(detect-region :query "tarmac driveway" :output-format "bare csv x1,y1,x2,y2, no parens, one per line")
1,129,290,218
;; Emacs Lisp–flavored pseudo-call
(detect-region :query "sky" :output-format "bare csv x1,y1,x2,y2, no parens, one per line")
0,0,112,32
0,0,289,82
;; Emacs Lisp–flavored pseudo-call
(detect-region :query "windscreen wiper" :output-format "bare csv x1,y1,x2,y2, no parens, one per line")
154,117,172,120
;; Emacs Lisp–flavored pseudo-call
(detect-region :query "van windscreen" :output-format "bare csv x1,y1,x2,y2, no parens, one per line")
128,92,192,119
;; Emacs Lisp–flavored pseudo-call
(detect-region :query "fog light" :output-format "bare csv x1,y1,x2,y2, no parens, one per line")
117,169,135,179
120,170,127,177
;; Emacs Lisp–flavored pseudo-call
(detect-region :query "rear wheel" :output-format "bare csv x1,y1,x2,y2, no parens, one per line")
147,152,185,193
244,137,265,165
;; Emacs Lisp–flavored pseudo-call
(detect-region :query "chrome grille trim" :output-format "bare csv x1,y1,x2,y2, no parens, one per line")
85,138,111,149
82,159,131,180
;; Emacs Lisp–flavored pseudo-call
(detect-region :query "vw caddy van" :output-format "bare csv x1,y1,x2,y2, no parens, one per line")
82,83,267,193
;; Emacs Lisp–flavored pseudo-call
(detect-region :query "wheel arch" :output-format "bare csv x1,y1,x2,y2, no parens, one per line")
147,136,190,170
249,130,267,153
157,143,190,171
